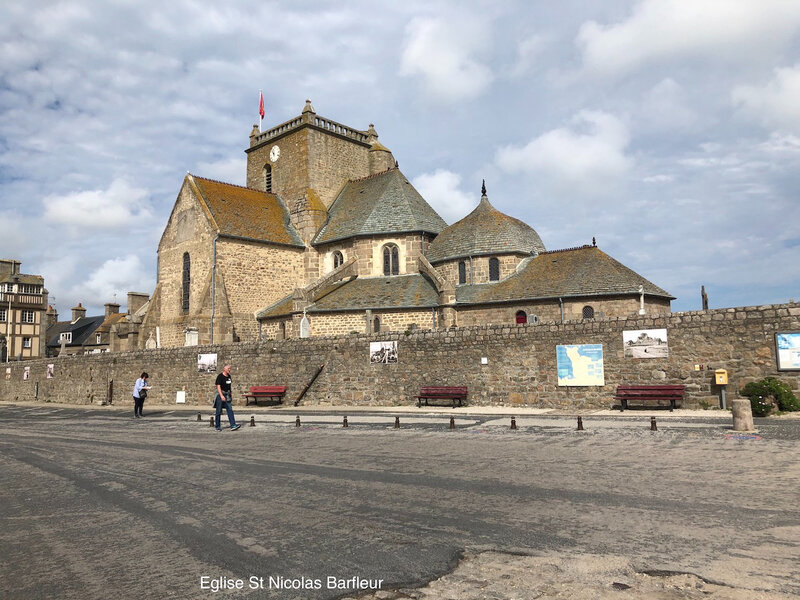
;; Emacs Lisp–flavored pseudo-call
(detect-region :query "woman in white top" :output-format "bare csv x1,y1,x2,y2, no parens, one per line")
132,372,151,418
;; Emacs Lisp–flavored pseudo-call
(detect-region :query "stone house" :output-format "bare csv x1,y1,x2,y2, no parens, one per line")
0,259,47,361
143,101,673,346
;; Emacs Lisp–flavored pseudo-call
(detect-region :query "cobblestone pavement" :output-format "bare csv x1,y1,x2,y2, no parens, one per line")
1,402,798,599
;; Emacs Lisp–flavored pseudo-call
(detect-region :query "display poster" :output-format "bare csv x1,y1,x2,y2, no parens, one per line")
557,344,604,386
623,328,668,358
370,341,398,364
776,332,800,370
197,353,218,373
23,366,30,381
46,364,54,379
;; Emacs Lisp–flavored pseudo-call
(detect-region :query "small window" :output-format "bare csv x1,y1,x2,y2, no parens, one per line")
182,252,190,313
264,164,272,193
21,310,35,323
515,310,527,324
582,305,595,319
383,244,399,276
22,337,31,348
489,258,500,281
60,332,72,343
332,251,344,269
373,317,380,333
96,333,102,344
458,261,466,284
0,309,5,322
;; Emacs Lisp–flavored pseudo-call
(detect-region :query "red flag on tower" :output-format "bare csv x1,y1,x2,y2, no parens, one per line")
258,91,265,131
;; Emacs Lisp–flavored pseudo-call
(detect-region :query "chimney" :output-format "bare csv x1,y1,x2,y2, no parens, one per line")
71,303,86,322
0,259,21,277
127,292,149,316
46,305,59,330
104,302,121,319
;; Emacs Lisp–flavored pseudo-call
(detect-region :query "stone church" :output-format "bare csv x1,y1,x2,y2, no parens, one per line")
140,101,673,347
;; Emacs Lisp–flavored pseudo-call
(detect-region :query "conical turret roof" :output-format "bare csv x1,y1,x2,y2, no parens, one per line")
425,187,546,263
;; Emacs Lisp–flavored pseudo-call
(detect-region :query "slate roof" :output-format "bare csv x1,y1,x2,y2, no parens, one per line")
455,245,674,304
425,195,546,263
189,175,305,247
313,169,447,245
94,313,127,334
0,273,44,285
257,275,439,319
46,316,106,348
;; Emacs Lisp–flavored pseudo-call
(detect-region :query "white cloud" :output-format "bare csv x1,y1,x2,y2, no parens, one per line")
399,16,493,102
195,157,246,186
732,64,800,132
577,0,800,77
412,169,475,224
43,179,152,228
75,255,154,307
495,110,632,192
508,34,547,78
638,78,698,132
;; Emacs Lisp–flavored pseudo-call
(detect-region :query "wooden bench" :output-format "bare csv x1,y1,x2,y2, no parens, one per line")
243,385,286,406
615,385,685,412
415,386,467,408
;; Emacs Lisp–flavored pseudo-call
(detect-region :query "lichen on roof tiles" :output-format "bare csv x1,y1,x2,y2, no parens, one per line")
190,175,304,247
313,168,446,245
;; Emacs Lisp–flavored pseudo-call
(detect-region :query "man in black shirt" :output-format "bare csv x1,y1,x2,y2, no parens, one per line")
214,364,241,431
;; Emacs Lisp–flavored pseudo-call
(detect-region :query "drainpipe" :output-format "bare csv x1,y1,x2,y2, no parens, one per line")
210,234,219,345
559,297,564,323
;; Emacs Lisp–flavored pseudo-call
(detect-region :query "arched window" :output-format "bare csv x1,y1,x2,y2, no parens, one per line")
458,261,466,284
278,322,286,340
516,310,527,324
182,253,190,313
332,251,344,269
264,164,272,193
373,317,380,333
489,257,500,281
582,305,595,319
383,244,399,276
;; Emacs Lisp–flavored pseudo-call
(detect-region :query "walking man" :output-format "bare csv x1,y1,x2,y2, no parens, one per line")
214,364,241,432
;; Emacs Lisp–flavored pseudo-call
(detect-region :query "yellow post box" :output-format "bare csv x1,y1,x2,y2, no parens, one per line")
715,369,728,385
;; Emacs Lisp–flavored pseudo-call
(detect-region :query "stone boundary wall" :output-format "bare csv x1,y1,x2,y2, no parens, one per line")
2,303,798,410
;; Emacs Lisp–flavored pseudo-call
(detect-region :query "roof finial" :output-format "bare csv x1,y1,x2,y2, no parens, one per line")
481,179,486,197
592,236,596,247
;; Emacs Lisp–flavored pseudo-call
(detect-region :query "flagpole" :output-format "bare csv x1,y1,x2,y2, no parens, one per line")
259,89,263,133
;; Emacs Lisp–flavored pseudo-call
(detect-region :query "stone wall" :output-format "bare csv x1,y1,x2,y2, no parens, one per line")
3,303,798,410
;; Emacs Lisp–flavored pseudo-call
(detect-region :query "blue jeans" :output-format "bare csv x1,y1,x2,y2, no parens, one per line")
214,393,237,429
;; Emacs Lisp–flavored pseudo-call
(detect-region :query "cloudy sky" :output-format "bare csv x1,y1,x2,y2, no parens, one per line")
2,0,799,316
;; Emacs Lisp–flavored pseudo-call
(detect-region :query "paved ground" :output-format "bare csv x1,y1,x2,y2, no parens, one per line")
1,401,798,599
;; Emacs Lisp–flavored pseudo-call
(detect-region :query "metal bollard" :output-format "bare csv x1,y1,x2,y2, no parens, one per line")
510,417,517,430
209,416,214,428
394,416,400,428
343,415,348,428
250,415,256,427
577,416,584,431
650,416,657,431
449,416,455,430
295,415,301,427
197,412,202,422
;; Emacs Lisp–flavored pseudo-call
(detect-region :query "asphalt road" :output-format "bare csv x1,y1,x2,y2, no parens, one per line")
1,404,799,599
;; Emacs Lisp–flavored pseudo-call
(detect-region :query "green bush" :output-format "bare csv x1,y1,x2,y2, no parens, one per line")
740,377,800,416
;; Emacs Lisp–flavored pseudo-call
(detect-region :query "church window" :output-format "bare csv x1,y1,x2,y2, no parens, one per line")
489,258,500,281
516,310,527,324
458,261,466,284
373,317,380,333
383,244,399,276
264,164,272,193
182,253,191,313
333,251,344,269
582,305,595,320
